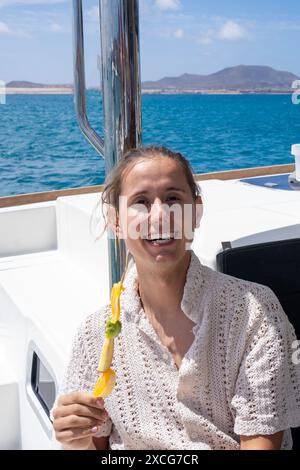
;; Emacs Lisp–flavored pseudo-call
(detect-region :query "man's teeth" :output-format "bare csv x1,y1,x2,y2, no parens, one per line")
145,234,175,242
148,235,172,240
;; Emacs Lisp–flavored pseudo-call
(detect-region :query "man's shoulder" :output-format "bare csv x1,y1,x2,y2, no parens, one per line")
206,265,281,323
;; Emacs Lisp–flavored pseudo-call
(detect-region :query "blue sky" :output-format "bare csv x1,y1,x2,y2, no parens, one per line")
0,0,299,85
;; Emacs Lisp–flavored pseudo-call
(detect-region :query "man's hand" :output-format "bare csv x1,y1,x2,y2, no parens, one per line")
52,391,110,450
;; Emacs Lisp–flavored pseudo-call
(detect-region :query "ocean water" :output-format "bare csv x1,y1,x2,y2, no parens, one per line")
0,91,299,197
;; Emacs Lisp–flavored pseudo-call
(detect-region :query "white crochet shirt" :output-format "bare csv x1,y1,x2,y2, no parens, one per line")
51,250,300,450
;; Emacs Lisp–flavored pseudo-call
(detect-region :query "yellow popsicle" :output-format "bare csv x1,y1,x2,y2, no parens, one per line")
92,278,125,398
97,337,114,373
92,368,116,398
110,281,125,323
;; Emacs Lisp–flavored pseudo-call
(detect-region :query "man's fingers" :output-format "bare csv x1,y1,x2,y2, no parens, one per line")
53,393,110,449
56,425,101,443
54,403,109,421
58,392,104,409
53,415,103,432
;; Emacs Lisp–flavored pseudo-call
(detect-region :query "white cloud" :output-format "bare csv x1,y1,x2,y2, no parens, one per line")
0,0,67,6
156,27,184,39
155,0,181,11
0,21,11,34
198,35,213,45
197,20,248,46
197,27,215,46
49,22,63,32
0,20,30,37
218,20,247,41
174,28,184,38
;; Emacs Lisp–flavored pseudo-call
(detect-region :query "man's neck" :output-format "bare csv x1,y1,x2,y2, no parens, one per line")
135,252,191,321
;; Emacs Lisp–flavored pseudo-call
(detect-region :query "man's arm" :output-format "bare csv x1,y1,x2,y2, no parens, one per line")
92,436,109,450
240,431,284,450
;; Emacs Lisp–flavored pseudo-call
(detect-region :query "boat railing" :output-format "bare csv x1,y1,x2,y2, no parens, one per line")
73,0,105,157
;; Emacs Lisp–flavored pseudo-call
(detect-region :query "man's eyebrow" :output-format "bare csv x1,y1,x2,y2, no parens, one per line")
166,187,186,193
129,187,186,199
128,190,149,200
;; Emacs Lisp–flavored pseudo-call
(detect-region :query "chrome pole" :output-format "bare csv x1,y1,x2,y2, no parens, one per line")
99,0,141,286
72,0,142,289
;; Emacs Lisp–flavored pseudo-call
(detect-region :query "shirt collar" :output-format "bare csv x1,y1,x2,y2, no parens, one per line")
121,249,206,327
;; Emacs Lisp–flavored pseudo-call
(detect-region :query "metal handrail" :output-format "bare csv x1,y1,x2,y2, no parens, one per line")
72,0,142,289
72,0,105,157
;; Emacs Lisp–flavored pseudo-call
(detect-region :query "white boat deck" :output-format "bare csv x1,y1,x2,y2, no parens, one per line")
1,174,300,449
196,177,300,266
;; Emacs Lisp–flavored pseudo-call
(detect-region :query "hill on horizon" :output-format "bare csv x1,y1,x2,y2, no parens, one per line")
142,65,299,90
6,81,72,88
6,65,299,91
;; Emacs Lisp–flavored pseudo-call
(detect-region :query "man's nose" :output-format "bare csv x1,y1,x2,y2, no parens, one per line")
150,199,163,216
149,199,170,224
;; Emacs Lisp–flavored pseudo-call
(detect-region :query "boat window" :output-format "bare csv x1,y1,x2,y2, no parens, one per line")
31,352,56,419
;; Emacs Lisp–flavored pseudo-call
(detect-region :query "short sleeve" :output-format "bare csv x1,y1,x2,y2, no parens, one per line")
50,311,113,448
230,285,300,444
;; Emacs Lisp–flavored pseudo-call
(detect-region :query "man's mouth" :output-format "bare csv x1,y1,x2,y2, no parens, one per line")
142,233,178,246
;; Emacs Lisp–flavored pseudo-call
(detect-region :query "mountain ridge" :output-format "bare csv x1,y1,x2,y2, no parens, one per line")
6,65,299,91
142,65,299,90
6,81,72,88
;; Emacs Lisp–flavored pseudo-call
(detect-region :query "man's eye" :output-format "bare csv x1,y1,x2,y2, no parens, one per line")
130,199,148,206
136,199,147,204
167,196,179,202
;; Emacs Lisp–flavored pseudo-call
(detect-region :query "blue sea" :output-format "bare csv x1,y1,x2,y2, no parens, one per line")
0,92,300,197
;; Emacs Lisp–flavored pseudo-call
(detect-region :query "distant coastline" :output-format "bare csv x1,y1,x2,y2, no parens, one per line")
140,88,293,95
5,87,293,95
6,87,73,95
142,65,299,93
5,64,299,95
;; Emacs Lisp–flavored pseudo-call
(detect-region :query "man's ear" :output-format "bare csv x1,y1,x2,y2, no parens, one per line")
107,206,125,239
195,195,203,228
106,206,120,237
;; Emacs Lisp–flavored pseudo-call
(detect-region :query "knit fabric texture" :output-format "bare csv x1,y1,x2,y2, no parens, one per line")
51,250,300,450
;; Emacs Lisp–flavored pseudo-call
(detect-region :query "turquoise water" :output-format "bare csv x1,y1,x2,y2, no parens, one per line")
0,92,299,197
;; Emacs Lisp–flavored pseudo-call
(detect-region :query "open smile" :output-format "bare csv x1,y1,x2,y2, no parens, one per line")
142,232,179,248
